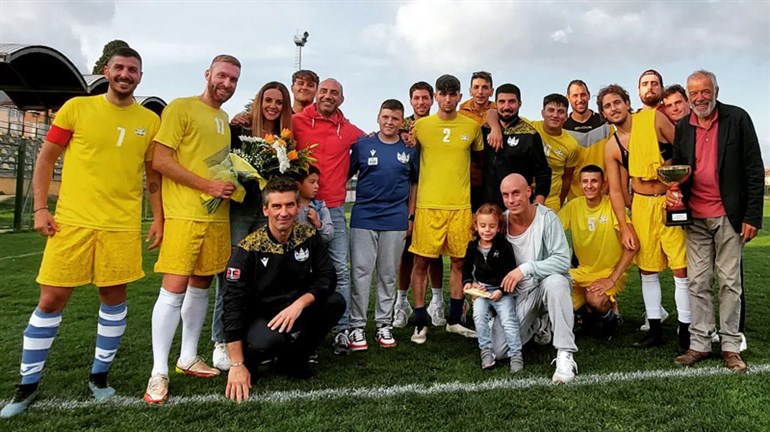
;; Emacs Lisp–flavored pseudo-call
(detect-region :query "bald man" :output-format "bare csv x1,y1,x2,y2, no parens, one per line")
491,174,578,384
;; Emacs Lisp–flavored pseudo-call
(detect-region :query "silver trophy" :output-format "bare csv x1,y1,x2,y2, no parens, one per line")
657,165,693,226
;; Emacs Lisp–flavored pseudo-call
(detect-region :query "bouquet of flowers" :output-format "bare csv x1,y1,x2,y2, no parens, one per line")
234,128,318,181
200,153,262,214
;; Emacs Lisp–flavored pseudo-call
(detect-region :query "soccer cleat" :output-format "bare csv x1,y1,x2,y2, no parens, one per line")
480,348,496,369
88,372,116,401
349,328,368,352
640,306,669,331
722,351,747,373
411,326,428,344
333,330,351,355
0,384,39,418
551,351,577,384
674,349,710,366
392,302,413,328
143,374,169,404
427,302,447,326
175,356,220,378
445,323,477,338
212,342,231,371
510,353,524,373
533,316,552,345
376,326,397,348
740,333,747,352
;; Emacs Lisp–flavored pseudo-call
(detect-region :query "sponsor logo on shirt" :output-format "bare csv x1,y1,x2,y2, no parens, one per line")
226,267,241,281
294,248,309,262
260,257,269,267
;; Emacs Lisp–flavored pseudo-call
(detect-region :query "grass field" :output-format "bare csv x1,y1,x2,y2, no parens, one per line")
1,203,769,431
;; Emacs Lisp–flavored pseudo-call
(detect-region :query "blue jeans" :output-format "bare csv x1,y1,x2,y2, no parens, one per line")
211,196,265,343
473,289,521,356
328,205,351,332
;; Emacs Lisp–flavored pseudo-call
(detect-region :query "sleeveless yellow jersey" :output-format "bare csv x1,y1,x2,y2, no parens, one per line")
48,95,160,231
567,135,610,200
413,114,483,210
628,109,661,181
530,121,579,207
155,96,231,222
559,195,626,275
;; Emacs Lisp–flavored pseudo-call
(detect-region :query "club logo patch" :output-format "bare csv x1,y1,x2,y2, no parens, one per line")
226,267,241,281
507,136,519,147
294,248,309,262
134,128,147,136
397,151,410,163
460,134,470,142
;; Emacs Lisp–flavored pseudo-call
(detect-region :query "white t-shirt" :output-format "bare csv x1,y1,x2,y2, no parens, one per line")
505,209,544,292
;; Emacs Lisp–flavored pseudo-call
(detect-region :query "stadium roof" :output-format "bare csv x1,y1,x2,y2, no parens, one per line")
135,96,167,116
82,74,108,95
0,44,88,111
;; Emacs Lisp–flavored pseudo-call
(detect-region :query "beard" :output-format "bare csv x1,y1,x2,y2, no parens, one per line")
641,92,661,107
208,81,234,104
691,99,717,118
499,110,518,123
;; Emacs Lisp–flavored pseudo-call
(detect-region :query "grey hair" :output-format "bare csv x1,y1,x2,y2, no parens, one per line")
687,70,719,92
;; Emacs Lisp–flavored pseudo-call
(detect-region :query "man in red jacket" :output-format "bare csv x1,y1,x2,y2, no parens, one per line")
293,78,365,354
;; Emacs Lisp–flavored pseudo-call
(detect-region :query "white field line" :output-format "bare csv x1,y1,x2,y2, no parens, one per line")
26,363,770,412
0,251,42,261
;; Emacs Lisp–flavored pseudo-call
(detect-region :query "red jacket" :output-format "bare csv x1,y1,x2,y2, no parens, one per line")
293,104,364,208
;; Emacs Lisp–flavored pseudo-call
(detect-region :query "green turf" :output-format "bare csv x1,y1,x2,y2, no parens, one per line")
0,201,769,431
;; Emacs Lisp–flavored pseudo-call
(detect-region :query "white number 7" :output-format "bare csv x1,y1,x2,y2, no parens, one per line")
116,127,126,147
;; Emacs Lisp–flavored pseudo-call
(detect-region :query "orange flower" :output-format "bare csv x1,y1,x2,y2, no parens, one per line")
277,139,287,147
280,128,293,139
263,134,276,144
287,150,298,161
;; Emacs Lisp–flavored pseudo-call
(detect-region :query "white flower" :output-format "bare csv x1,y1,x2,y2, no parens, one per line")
272,142,291,173
239,135,262,144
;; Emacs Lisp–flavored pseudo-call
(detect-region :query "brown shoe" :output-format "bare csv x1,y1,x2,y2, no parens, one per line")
722,351,747,372
674,349,710,366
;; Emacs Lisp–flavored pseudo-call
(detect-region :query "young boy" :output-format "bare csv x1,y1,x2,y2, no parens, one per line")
296,166,333,243
348,99,419,350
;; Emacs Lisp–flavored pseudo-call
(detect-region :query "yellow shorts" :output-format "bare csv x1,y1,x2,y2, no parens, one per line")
570,266,627,310
631,194,687,273
36,224,143,287
409,208,472,258
544,195,562,213
154,219,230,276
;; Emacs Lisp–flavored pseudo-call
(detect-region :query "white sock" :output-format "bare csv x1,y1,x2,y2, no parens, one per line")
179,286,209,365
641,273,662,319
430,288,444,305
151,288,184,376
674,277,691,324
396,290,408,305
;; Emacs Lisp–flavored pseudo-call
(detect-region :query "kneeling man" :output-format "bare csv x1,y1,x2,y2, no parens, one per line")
222,177,343,402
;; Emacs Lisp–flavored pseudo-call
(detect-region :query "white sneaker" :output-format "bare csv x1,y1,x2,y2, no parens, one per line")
349,328,368,352
640,306,669,331
551,351,577,384
376,326,397,348
427,301,447,326
411,326,428,344
740,332,747,352
333,330,351,355
212,342,230,371
144,374,169,404
393,302,413,328
533,315,552,345
446,323,477,338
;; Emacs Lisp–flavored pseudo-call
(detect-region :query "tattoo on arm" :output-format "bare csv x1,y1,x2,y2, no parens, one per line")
149,182,160,194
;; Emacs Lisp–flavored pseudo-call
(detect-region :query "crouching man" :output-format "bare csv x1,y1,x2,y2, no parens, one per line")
222,177,343,402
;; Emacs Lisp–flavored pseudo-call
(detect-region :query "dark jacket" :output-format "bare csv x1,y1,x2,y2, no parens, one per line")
673,102,764,233
222,224,337,343
481,117,551,208
462,234,517,287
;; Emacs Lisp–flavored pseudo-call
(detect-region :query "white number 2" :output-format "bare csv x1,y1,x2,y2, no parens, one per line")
214,118,225,135
442,128,451,143
115,127,126,147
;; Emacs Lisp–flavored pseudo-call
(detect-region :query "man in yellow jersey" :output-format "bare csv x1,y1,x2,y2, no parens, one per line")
529,94,580,212
144,55,241,404
459,71,496,211
409,74,483,343
559,165,637,341
1,47,162,418
598,83,691,353
637,69,668,115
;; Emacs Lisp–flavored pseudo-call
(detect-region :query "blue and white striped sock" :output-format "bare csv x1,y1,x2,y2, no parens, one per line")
20,308,62,385
91,303,127,375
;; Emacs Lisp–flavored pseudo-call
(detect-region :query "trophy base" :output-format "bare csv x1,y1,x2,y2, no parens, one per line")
665,208,693,227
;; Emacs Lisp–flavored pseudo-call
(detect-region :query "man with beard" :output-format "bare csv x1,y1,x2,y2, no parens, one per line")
459,71,496,211
599,84,691,353
638,69,668,115
563,80,612,200
662,84,691,124
394,81,446,329
481,83,551,209
670,70,763,372
293,78,365,354
144,55,241,404
0,47,162,418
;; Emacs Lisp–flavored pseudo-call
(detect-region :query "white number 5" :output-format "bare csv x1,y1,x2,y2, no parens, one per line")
115,127,126,147
442,128,450,143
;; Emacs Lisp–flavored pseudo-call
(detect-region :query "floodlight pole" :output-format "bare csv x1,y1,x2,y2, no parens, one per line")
294,31,309,71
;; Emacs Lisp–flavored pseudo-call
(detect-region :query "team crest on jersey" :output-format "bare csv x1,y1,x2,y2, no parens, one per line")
294,248,309,262
555,148,565,157
507,136,519,147
226,267,241,281
599,216,608,223
460,134,470,142
397,152,410,163
493,250,499,258
260,257,269,267
134,128,147,137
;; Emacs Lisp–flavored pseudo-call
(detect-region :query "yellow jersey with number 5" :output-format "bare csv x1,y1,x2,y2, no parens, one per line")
47,95,160,231
155,96,231,222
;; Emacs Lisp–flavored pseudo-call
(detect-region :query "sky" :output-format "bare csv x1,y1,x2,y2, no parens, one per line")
1,0,769,166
